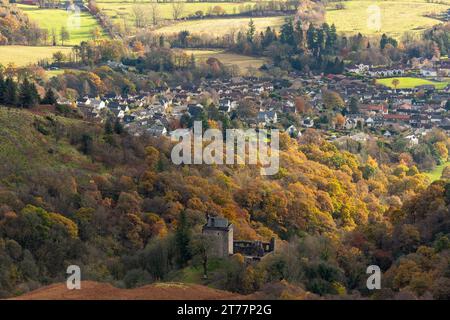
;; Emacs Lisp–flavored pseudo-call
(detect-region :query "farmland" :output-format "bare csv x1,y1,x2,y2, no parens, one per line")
155,16,286,36
17,4,104,45
0,45,72,66
376,77,450,89
184,49,269,74
96,1,257,23
326,0,449,39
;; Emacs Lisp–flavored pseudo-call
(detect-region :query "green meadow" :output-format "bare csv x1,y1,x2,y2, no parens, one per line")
376,77,450,89
18,4,104,45
326,0,449,39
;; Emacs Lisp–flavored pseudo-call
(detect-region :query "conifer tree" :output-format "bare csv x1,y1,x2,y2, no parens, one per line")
175,211,192,267
4,77,18,106
42,87,57,105
19,78,40,108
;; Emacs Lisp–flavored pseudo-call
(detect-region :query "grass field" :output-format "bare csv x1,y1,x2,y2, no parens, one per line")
0,46,73,66
96,1,256,25
18,5,105,45
326,0,449,39
425,161,450,182
45,68,80,78
155,16,285,36
184,49,269,74
376,77,450,89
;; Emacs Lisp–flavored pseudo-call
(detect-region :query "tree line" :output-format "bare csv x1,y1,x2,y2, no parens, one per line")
0,72,56,108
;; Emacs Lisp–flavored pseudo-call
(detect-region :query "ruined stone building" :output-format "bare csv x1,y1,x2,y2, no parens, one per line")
202,216,276,260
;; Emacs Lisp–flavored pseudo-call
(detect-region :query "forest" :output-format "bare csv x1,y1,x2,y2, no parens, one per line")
0,104,448,298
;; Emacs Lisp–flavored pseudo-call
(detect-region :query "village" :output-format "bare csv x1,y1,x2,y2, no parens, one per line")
57,56,450,147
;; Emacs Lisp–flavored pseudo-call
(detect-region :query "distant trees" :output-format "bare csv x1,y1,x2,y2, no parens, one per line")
0,74,39,108
132,5,148,28
0,3,46,45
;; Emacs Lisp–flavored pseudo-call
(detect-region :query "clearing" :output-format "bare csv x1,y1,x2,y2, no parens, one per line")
425,161,450,182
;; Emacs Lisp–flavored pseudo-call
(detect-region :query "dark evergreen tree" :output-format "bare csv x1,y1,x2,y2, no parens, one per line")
81,134,93,155
262,27,276,48
380,34,388,50
280,18,295,46
175,211,192,267
349,96,360,114
42,87,57,105
246,19,255,43
104,118,113,135
114,118,123,134
294,19,304,51
19,78,40,108
307,23,317,54
4,77,18,106
0,76,5,104
380,34,397,49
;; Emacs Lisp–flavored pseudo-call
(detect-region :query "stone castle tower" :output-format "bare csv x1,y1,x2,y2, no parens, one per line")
202,216,233,258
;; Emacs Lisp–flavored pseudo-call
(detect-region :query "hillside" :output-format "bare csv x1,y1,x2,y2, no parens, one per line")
0,106,448,300
11,281,242,300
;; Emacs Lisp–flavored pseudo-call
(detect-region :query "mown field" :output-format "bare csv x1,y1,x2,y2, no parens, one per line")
18,4,104,45
326,0,449,39
96,1,256,23
376,77,450,89
0,46,72,67
184,49,269,74
155,16,285,36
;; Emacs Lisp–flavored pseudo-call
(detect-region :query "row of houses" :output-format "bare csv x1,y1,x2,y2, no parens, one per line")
60,64,448,141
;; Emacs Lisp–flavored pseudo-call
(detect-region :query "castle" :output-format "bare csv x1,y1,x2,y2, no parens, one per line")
202,216,276,260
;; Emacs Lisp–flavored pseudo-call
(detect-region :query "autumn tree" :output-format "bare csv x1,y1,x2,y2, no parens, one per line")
322,90,345,110
392,78,400,90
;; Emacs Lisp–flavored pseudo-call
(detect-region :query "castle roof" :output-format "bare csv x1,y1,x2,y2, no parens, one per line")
203,216,232,230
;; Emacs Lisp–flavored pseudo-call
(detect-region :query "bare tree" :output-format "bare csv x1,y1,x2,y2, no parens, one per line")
132,5,146,28
149,2,161,26
171,1,185,20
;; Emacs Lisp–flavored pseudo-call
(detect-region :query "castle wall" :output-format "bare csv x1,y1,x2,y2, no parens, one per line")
203,226,233,258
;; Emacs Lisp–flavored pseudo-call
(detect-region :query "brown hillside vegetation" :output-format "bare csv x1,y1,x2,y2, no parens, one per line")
11,281,242,300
